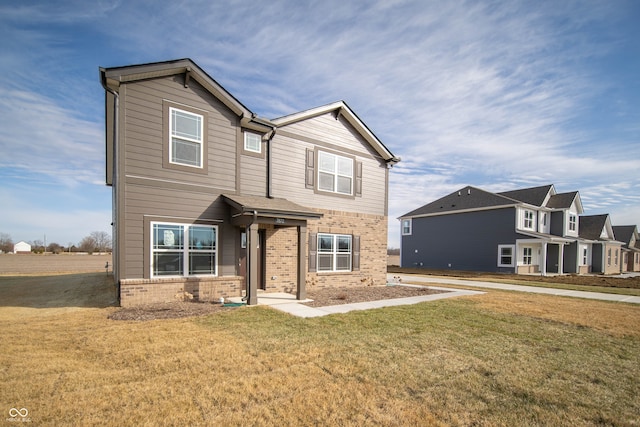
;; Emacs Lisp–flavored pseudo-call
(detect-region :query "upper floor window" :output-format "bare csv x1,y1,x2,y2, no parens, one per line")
523,210,534,229
569,214,577,232
318,151,353,195
401,219,412,235
244,132,262,154
169,107,203,168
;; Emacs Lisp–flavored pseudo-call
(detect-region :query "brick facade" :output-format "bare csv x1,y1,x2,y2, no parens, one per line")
120,276,244,307
118,208,389,306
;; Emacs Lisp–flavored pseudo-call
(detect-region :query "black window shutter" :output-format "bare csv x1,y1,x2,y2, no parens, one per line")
308,232,317,272
355,161,363,197
352,235,360,271
305,149,315,189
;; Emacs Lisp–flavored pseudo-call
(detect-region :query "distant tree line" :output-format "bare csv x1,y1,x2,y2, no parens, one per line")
0,231,112,254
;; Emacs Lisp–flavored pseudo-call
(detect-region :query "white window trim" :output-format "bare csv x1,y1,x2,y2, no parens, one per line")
401,219,412,236
244,131,262,154
151,222,218,278
522,247,533,265
317,233,352,272
169,107,204,168
568,213,577,232
317,150,354,196
523,209,535,230
498,244,515,267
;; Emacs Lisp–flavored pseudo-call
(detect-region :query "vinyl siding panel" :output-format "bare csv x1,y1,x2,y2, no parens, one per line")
271,113,388,216
401,208,519,272
117,75,243,279
240,154,267,197
121,76,237,191
122,183,236,279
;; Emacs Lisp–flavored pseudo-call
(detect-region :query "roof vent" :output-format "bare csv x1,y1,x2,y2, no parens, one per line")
458,191,461,196
468,188,471,195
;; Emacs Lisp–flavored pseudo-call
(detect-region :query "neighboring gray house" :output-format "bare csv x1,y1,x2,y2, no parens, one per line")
399,184,589,275
100,59,399,307
612,225,640,272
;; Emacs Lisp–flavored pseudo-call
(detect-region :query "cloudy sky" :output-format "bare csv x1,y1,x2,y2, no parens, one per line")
0,0,638,248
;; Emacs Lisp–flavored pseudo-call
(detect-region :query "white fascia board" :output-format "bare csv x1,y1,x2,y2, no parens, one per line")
403,204,517,220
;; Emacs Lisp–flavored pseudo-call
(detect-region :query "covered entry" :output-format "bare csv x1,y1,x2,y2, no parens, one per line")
223,194,322,305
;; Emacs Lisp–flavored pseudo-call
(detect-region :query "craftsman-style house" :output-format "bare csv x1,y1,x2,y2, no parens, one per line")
100,59,399,307
399,184,627,276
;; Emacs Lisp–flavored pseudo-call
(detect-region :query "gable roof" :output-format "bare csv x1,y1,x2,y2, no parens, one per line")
579,214,613,240
546,191,583,213
612,225,638,248
271,101,399,164
400,186,518,218
498,184,554,207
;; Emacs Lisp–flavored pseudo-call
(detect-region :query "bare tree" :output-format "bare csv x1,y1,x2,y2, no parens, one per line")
78,231,111,254
0,232,13,253
47,242,63,254
31,239,45,254
90,231,112,253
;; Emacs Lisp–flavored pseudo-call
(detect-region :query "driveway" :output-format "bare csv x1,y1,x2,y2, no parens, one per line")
388,273,640,304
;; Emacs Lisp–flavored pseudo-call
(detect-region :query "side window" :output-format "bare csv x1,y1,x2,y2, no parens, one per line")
317,233,352,272
568,214,577,232
401,219,412,236
498,245,515,267
163,100,208,174
244,132,262,154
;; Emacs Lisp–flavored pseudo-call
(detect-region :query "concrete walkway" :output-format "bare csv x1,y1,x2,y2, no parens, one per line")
229,286,485,318
389,273,640,304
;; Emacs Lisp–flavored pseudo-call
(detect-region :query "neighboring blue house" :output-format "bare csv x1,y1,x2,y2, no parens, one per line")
399,184,600,275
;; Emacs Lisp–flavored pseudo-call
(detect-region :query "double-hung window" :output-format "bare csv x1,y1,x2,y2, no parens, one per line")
152,222,217,277
523,247,532,265
318,151,353,195
401,219,412,235
569,214,577,232
318,233,352,272
169,107,203,168
523,210,534,229
498,245,515,267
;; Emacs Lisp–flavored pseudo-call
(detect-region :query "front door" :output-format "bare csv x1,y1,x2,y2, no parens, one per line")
239,229,266,291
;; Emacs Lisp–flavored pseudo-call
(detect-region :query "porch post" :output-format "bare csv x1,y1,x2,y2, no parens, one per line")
247,223,259,306
558,243,565,274
541,242,547,276
297,225,307,300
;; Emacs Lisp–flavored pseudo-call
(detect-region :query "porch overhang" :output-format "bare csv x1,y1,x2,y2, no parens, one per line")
222,194,322,306
223,194,323,227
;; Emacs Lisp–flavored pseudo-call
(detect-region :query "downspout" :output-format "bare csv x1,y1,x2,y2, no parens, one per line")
266,127,276,198
100,72,119,297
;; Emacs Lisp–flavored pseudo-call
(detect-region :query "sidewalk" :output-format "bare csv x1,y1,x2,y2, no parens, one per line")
229,286,485,318
389,273,640,304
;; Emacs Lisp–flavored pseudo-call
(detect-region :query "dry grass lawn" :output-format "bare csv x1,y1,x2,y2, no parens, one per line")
1,258,639,425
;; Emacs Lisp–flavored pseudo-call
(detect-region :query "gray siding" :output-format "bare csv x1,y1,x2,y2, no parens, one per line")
271,113,388,216
117,76,243,279
240,154,267,197
121,77,238,191
401,208,519,272
592,244,604,273
563,241,579,273
550,211,564,236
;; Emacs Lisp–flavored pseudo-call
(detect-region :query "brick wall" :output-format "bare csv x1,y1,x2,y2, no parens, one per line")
306,209,388,290
120,276,244,307
264,225,298,294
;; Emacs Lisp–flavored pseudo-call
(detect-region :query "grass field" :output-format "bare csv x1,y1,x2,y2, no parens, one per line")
1,257,639,426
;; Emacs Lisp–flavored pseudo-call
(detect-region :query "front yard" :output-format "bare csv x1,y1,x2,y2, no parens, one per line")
1,271,639,425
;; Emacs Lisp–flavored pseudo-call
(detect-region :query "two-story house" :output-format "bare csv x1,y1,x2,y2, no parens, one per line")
612,225,640,272
100,59,399,307
578,215,624,275
399,184,589,275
